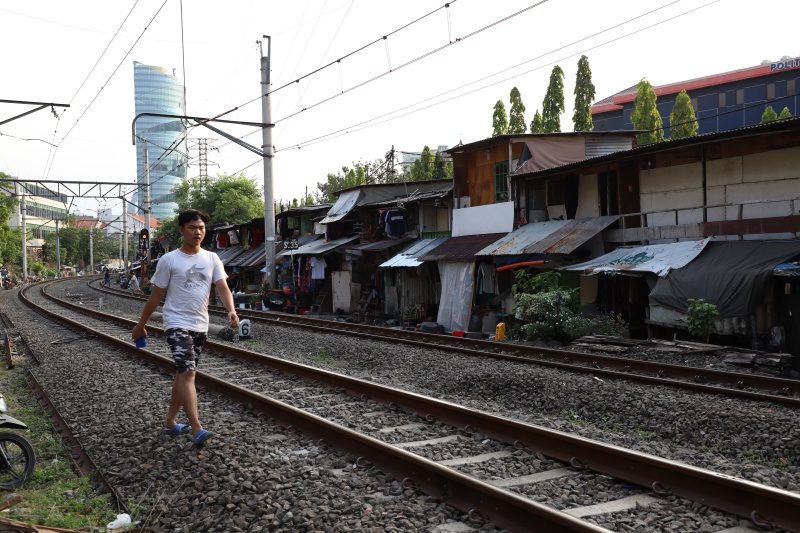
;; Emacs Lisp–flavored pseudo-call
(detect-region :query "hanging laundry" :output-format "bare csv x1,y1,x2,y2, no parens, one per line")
279,218,291,239
228,230,239,245
478,263,497,294
385,210,407,236
309,256,327,279
216,232,228,249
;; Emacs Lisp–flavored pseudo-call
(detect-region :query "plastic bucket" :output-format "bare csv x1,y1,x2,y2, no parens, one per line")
452,330,465,337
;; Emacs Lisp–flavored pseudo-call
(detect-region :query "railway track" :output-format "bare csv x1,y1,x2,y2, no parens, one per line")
90,279,800,407
14,277,800,531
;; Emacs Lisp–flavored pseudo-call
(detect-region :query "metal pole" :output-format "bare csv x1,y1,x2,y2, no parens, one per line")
18,183,27,280
55,219,61,279
261,36,277,291
89,219,94,275
144,144,152,262
122,196,129,271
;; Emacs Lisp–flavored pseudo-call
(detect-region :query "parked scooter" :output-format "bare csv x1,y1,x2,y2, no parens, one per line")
0,394,35,489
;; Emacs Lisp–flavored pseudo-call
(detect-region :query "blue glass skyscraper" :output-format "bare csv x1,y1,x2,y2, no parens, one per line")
132,62,187,220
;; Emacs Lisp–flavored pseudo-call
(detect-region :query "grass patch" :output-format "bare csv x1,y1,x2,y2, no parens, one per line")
312,349,344,367
0,356,121,529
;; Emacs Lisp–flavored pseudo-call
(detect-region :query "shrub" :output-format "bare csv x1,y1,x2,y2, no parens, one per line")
685,298,719,342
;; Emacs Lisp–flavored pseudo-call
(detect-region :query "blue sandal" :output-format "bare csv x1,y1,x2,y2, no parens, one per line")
163,424,191,436
193,429,214,447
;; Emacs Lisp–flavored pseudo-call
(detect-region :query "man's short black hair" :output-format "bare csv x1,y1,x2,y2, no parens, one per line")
178,210,210,227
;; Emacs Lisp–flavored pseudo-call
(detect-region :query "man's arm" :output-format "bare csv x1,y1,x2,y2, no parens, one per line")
214,278,239,329
132,285,165,340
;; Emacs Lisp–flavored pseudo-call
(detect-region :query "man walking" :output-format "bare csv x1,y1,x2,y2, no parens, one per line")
129,272,144,295
132,210,239,447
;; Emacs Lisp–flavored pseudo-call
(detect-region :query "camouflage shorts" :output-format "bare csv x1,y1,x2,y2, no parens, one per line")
165,328,207,374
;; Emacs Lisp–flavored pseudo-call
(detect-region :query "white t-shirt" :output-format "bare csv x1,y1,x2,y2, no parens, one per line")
150,248,227,332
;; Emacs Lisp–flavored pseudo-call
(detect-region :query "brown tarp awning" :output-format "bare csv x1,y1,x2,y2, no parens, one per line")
512,137,585,175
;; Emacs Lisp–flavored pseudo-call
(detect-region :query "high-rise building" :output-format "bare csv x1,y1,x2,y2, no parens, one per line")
132,61,187,221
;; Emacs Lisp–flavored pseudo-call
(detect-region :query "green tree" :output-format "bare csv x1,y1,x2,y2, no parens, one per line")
432,150,453,181
630,77,664,145
410,146,435,181
778,107,793,120
572,55,595,131
0,174,21,265
507,87,527,134
668,89,698,139
760,106,778,123
530,109,544,133
541,65,565,133
173,172,264,225
491,100,508,137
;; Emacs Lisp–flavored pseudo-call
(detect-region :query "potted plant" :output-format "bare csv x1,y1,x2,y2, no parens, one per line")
249,293,262,310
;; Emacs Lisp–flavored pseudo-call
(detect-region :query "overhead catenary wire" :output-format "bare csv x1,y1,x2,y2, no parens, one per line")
55,0,170,150
276,0,716,152
236,0,462,110
273,0,550,125
275,0,356,143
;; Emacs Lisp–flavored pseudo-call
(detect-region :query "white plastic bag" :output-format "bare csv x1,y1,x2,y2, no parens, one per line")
107,513,131,530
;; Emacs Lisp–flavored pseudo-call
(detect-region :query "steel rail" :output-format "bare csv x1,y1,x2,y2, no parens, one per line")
37,279,800,531
26,372,128,514
26,280,604,532
90,280,800,406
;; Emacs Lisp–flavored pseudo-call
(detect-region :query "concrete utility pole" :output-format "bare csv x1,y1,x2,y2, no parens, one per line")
55,219,61,278
122,196,129,271
261,36,277,290
143,144,152,262
89,219,94,275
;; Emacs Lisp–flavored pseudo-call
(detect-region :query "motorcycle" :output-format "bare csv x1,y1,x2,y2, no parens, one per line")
0,394,35,489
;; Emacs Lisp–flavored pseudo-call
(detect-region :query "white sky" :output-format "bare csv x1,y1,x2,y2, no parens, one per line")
1,0,797,218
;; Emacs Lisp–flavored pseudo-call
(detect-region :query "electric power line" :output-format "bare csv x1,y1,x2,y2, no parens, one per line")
273,0,549,125
237,0,462,110
276,0,718,152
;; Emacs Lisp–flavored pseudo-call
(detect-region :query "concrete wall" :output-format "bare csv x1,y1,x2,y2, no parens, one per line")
452,201,514,237
640,146,800,238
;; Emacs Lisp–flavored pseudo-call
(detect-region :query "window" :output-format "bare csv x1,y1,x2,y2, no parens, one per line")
736,89,744,105
788,79,796,96
494,162,509,203
718,92,726,108
767,83,776,100
690,97,698,112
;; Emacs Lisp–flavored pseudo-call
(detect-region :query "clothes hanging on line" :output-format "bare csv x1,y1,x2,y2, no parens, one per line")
385,210,407,236
309,256,327,280
477,263,497,294
228,230,239,245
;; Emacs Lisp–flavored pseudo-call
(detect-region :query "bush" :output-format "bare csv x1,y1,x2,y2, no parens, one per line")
685,298,719,342
562,312,628,339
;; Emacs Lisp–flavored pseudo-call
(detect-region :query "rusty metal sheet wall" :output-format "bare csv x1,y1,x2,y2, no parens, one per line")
526,216,619,254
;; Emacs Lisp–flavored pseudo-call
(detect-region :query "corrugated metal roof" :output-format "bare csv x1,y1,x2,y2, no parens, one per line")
344,236,415,252
379,237,449,268
277,235,358,257
477,220,571,256
228,247,264,268
584,136,635,158
514,116,800,179
526,216,619,254
418,233,506,262
445,132,638,155
320,190,363,224
213,246,247,265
